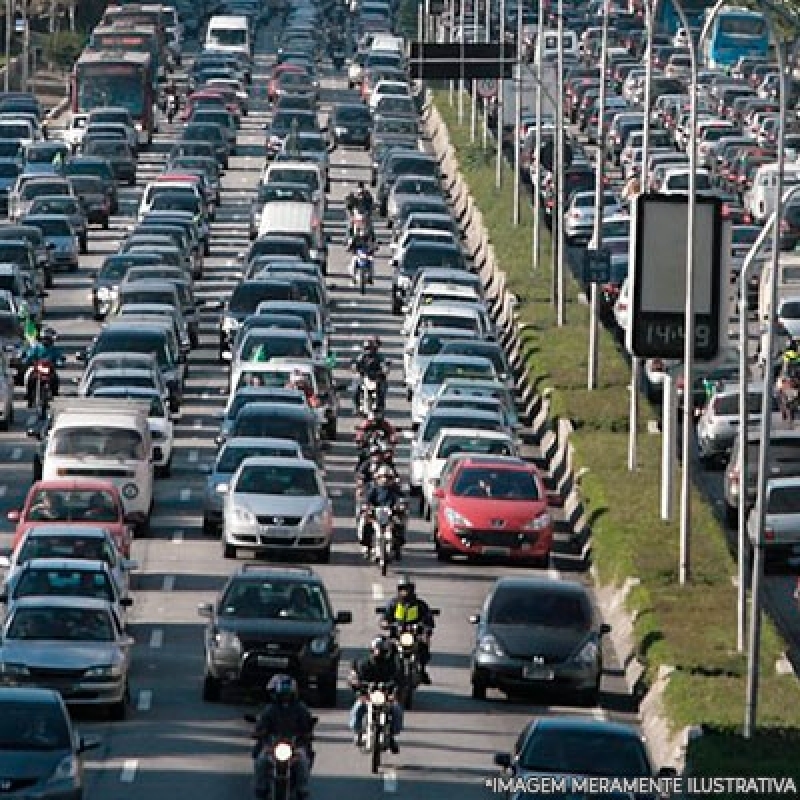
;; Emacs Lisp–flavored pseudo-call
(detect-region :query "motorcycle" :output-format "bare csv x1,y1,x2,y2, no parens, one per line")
244,713,317,800
372,502,406,574
357,362,389,417
166,94,178,123
352,248,373,294
29,359,55,417
357,682,396,774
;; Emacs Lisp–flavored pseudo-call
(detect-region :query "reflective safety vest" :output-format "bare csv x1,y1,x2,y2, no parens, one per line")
393,602,420,623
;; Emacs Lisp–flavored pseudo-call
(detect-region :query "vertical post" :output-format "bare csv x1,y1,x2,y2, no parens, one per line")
556,0,566,326
482,0,490,148
4,0,11,93
588,0,608,389
746,16,787,740
513,0,522,225
21,0,28,93
449,0,454,104
496,0,505,189
532,0,543,270
676,0,698,586
661,373,675,521
458,0,464,124
470,14,477,141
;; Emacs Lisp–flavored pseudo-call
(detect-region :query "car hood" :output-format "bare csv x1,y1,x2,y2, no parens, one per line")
488,624,586,660
216,618,332,638
449,496,547,525
0,749,66,781
230,494,325,517
0,639,121,666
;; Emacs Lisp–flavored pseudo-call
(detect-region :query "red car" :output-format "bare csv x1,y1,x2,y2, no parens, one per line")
8,479,133,558
432,457,556,565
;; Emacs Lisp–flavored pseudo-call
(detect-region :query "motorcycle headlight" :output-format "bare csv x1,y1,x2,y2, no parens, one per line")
572,639,599,665
47,754,78,785
274,742,293,762
522,513,551,531
232,506,257,525
310,636,329,655
84,664,123,678
445,507,472,528
369,689,386,704
213,630,242,651
97,286,111,299
478,634,505,658
399,632,414,648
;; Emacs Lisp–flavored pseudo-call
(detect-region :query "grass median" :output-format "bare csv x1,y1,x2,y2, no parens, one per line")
431,87,800,783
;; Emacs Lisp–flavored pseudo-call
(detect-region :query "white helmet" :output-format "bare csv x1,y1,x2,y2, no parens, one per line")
376,465,393,480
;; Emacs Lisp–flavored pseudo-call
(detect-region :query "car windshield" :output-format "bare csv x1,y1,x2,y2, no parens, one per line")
87,141,128,157
259,184,310,202
7,607,114,641
69,176,105,194
121,290,175,307
451,466,539,500
519,728,651,775
404,248,463,271
15,569,114,602
24,488,118,523
488,586,589,627
780,301,800,319
95,391,164,417
240,335,309,361
235,464,318,494
423,414,500,442
423,360,495,384
94,330,173,368
417,314,478,333
27,218,72,237
0,703,71,751
336,106,371,123
418,333,467,356
30,197,79,215
712,392,765,416
219,580,330,620
150,193,199,213
50,427,146,460
230,284,291,313
437,436,513,459
442,344,506,373
22,183,69,199
267,169,318,189
217,444,298,472
17,534,114,564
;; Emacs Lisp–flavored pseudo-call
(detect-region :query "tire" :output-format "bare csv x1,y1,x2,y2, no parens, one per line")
202,672,221,702
136,517,150,538
317,544,331,563
434,535,451,562
32,456,42,482
80,238,88,255
318,678,338,708
370,727,381,774
223,542,236,559
575,685,600,708
156,458,171,478
725,502,737,528
359,266,367,295
202,517,219,537
471,670,488,700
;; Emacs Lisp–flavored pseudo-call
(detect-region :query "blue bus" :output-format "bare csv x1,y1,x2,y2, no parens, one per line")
702,7,769,69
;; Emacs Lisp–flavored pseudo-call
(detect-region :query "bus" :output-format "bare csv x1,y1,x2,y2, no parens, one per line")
703,7,769,69
72,51,156,145
101,3,168,53
653,0,716,36
89,25,163,86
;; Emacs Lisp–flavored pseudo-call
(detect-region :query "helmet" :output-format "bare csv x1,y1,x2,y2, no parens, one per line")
267,674,298,701
363,337,376,351
370,636,391,659
376,465,393,481
40,332,54,347
397,575,415,595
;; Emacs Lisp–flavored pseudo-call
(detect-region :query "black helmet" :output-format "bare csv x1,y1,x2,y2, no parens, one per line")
370,636,391,659
397,576,415,594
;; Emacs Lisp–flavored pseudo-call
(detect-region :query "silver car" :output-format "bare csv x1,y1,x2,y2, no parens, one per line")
0,596,133,718
222,456,332,561
387,175,443,228
28,195,88,254
404,327,477,392
21,214,79,272
563,190,623,245
748,476,800,570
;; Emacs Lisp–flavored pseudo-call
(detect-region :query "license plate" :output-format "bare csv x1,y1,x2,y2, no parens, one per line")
261,526,292,536
483,547,511,557
523,666,554,680
257,656,289,668
238,549,257,559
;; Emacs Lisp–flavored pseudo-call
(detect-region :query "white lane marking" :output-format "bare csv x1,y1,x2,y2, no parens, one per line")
548,567,560,580
172,530,184,544
180,489,191,502
194,419,202,429
137,690,152,712
149,629,164,649
10,447,21,460
0,486,7,498
188,450,199,463
383,770,398,792
350,321,360,327
372,583,384,600
120,760,138,782
162,575,175,591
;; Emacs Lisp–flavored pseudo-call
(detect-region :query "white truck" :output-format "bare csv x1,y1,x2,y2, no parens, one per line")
35,398,156,533
758,254,800,367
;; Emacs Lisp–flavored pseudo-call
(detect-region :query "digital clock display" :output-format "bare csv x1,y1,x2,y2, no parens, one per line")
633,313,718,359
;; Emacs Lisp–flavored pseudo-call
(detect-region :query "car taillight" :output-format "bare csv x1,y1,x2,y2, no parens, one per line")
765,529,775,541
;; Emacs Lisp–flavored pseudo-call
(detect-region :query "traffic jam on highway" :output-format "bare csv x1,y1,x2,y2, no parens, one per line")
0,0,769,798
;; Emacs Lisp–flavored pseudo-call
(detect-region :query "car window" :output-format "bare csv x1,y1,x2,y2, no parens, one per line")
17,535,110,563
217,444,299,472
437,436,513,459
50,427,146,460
15,569,115,602
422,360,495,384
235,463,318,495
487,587,589,628
7,607,114,641
0,703,71,751
234,413,311,444
24,489,118,522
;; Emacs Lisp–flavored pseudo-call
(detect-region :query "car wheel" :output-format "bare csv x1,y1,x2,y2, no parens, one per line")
32,456,42,482
137,517,150,538
575,681,601,708
318,677,338,708
80,238,88,254
44,273,53,289
725,502,737,528
317,544,331,564
325,421,337,440
202,517,219,537
155,458,171,478
204,241,211,256
223,542,236,559
203,672,221,702
406,388,412,402
0,413,9,432
471,669,488,700
434,534,451,562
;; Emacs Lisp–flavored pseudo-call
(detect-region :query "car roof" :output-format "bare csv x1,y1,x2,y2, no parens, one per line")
236,455,318,470
17,558,109,571
219,436,301,451
454,455,531,469
10,595,114,610
0,687,64,705
231,564,321,582
236,402,314,418
493,575,589,593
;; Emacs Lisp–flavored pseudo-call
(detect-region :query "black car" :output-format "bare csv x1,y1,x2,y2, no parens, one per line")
469,576,609,705
329,103,373,149
81,139,136,186
198,565,352,705
64,159,117,217
0,157,21,215
92,253,172,319
181,123,229,168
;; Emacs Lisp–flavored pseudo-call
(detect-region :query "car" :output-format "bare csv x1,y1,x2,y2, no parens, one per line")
27,194,88,254
403,327,478,389
387,175,443,228
198,564,351,706
64,157,118,215
0,596,133,718
221,456,332,561
249,180,313,240
329,102,373,149
8,481,133,558
65,173,112,227
22,141,70,176
0,687,100,799
81,139,136,186
432,456,556,565
439,339,514,389
21,214,80,270
470,576,609,703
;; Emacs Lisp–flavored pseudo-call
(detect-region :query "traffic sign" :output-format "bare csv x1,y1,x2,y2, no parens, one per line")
14,17,25,33
582,248,612,285
409,42,516,80
476,78,497,99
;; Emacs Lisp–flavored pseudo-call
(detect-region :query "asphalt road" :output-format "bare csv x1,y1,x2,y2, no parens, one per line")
0,20,640,799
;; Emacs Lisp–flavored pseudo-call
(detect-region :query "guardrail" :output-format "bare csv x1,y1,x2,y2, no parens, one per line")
419,87,694,772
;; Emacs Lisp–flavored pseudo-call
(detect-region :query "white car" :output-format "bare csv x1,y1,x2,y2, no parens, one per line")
369,79,410,112
137,181,204,222
402,283,483,332
403,326,477,389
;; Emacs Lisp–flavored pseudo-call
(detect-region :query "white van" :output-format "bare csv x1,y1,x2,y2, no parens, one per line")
258,201,327,270
205,15,251,58
745,163,800,223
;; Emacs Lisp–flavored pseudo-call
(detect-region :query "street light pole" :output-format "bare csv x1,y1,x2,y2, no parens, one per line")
470,12,478,141
4,0,12,93
588,0,609,390
21,0,28,93
556,0,566,326
532,0,544,270
513,0,522,225
458,0,464,124
496,0,506,189
482,0,490,148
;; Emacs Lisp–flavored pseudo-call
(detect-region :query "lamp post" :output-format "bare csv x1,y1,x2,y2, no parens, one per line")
482,0,490,148
513,0,522,224
470,13,478,141
555,0,566,326
4,0,12,93
458,0,464,123
20,0,27,93
496,0,506,189
587,0,609,389
532,0,544,270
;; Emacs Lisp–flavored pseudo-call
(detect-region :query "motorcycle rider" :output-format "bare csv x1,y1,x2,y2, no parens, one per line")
253,674,314,800
165,79,179,121
23,330,62,408
355,410,397,451
381,577,434,685
783,337,800,367
285,368,318,407
346,182,374,216
352,336,388,412
355,447,394,504
347,227,374,255
359,464,406,556
349,240,375,285
349,637,404,752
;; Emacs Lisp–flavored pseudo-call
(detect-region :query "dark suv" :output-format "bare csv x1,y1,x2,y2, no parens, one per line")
198,565,351,706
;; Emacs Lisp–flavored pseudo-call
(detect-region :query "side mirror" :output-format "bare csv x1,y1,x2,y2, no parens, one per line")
122,559,139,571
335,610,352,624
374,605,386,614
0,593,7,603
469,613,480,624
120,597,134,608
215,435,225,447
78,736,102,754
431,608,441,616
197,602,214,618
600,622,611,635
216,483,229,493
6,510,19,522
47,242,56,250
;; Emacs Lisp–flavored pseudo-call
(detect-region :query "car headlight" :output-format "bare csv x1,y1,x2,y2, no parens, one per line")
444,507,472,528
213,630,242,651
0,662,29,676
572,640,599,665
522,513,551,531
222,315,239,332
47,754,78,785
309,636,329,655
478,634,505,657
307,509,328,528
232,506,257,525
84,664,123,678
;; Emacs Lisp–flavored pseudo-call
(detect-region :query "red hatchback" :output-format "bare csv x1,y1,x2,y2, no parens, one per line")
432,457,555,566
